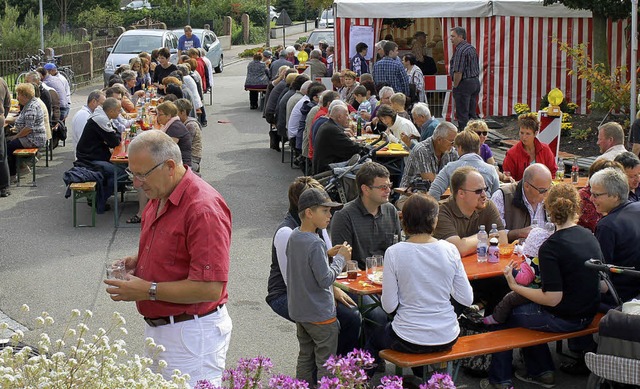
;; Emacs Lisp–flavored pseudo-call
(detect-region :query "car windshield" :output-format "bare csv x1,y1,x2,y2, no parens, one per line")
308,31,334,45
321,9,333,19
113,35,162,54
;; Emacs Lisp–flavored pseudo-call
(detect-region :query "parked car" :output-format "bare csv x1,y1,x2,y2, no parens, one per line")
315,8,334,29
307,28,334,46
270,6,280,22
121,0,152,11
104,29,178,86
172,28,224,73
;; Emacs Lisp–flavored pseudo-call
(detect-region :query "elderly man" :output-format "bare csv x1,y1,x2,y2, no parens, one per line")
614,152,640,201
105,130,232,387
429,130,500,199
591,167,640,303
72,90,106,155
400,121,458,188
178,25,201,57
287,80,313,145
411,102,439,141
0,77,10,197
44,63,71,121
313,103,367,174
372,41,410,96
595,122,627,162
449,26,480,130
40,65,69,121
490,163,552,242
434,166,507,256
307,49,327,79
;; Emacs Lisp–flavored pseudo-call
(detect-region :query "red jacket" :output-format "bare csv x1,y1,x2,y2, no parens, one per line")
502,138,557,181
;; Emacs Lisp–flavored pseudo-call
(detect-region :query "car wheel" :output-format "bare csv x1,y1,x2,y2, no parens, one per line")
215,55,223,73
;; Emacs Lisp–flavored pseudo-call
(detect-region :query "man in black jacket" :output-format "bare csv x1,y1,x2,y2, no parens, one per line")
312,103,367,174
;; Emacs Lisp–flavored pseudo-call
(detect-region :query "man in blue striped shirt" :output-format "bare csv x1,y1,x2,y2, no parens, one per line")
449,27,480,131
372,41,410,96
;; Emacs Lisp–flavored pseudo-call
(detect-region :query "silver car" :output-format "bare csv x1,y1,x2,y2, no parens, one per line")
307,28,334,46
172,28,224,73
104,29,178,86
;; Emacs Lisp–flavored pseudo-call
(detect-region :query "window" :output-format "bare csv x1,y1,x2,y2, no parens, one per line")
113,35,162,54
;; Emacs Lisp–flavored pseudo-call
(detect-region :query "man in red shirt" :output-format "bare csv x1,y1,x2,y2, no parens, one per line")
105,130,232,387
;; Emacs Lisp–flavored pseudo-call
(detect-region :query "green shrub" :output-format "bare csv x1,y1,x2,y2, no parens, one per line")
0,4,40,51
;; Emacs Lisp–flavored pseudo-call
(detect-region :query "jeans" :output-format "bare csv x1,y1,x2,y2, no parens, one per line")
488,302,593,385
198,105,208,125
267,293,361,356
452,77,480,131
296,321,340,386
60,105,70,122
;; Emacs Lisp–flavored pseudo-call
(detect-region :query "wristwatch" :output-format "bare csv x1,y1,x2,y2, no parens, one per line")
148,282,158,301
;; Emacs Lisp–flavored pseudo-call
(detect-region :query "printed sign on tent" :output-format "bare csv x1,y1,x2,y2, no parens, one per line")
349,25,374,60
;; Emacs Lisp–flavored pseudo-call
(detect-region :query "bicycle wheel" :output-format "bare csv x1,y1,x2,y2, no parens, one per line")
14,72,27,94
60,69,76,95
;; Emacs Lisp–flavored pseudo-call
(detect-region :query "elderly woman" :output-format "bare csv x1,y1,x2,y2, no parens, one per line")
502,113,557,181
578,159,623,232
7,83,47,181
338,70,359,106
267,176,361,357
367,193,473,376
176,64,202,118
483,183,602,389
614,151,640,202
155,101,192,168
402,53,426,104
120,71,145,104
244,52,270,110
175,98,202,173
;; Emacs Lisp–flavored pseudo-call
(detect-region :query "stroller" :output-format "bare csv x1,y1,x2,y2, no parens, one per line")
313,133,389,203
583,259,640,388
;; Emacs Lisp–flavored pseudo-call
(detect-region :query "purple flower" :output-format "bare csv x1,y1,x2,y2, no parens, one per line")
421,372,456,389
378,375,404,389
194,380,218,389
268,374,310,389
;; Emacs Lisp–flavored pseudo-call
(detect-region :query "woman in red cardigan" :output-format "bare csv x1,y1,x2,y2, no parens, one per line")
502,113,558,181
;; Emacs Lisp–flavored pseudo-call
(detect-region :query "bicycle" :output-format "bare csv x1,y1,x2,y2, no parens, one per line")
14,50,76,95
50,54,77,95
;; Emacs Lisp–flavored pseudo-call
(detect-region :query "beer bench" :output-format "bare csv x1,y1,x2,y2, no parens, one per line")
13,148,39,187
379,312,604,381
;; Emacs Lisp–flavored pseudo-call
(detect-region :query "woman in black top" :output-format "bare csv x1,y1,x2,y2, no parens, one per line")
483,183,602,388
152,47,177,95
156,101,192,167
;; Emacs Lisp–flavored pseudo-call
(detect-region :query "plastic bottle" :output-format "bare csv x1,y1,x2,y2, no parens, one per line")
571,158,579,184
489,223,499,241
488,237,500,263
477,225,488,263
556,157,565,181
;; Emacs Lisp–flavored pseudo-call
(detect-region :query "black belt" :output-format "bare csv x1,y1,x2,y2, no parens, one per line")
144,304,224,327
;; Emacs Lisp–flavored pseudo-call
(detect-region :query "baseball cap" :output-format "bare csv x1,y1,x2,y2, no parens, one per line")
263,50,272,58
298,188,342,212
44,63,57,70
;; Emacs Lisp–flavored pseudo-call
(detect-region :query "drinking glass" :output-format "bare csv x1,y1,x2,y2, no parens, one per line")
105,260,126,280
367,256,384,283
346,260,359,280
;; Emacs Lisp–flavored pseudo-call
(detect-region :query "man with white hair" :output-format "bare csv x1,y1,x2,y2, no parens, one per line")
412,102,439,141
307,49,327,78
288,80,313,144
313,103,367,174
71,90,106,156
269,47,295,80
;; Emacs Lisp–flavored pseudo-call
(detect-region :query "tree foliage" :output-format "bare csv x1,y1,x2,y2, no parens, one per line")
542,0,632,20
77,6,123,29
0,3,41,51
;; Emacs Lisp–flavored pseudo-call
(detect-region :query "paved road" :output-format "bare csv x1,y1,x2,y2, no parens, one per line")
0,35,591,387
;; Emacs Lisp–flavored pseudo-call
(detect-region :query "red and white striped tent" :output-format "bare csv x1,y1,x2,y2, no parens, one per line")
334,0,637,119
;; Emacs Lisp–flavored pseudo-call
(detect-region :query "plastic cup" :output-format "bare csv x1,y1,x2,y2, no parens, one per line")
105,260,126,280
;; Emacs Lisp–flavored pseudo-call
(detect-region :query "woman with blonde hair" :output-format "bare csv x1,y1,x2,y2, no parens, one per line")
338,70,359,105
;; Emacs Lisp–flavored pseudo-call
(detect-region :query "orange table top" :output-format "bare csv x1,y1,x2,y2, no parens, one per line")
335,253,521,295
110,144,128,163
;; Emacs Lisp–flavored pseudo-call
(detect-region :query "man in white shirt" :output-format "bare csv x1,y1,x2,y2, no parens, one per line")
595,122,627,162
72,90,106,157
43,63,71,121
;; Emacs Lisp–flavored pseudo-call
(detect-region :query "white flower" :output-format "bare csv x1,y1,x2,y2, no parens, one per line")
20,304,29,312
71,309,81,317
44,316,54,326
84,309,93,318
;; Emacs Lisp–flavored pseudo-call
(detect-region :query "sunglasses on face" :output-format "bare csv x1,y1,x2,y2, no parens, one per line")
475,131,488,136
461,187,488,195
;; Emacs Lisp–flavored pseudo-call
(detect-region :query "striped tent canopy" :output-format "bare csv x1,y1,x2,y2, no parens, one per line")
334,0,636,118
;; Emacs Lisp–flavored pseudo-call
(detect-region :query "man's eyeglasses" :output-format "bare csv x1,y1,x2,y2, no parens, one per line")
125,160,167,182
475,131,488,136
590,191,608,199
369,184,392,191
526,181,550,195
461,187,488,195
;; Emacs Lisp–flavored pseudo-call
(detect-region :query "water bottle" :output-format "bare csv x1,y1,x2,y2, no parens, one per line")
571,158,579,185
488,237,500,263
489,223,499,241
477,225,488,263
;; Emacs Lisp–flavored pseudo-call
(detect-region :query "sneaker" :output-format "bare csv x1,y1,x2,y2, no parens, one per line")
479,378,513,389
514,371,555,388
0,188,10,197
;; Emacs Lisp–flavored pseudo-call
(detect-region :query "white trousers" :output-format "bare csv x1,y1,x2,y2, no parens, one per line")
144,305,232,387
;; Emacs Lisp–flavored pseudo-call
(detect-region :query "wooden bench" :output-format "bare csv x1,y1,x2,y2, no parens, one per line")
379,312,603,381
244,87,268,110
70,182,97,227
13,148,38,187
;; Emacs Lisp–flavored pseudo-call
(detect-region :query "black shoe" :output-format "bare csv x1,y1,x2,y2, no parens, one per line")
250,105,258,110
0,188,10,197
559,358,590,376
201,121,208,128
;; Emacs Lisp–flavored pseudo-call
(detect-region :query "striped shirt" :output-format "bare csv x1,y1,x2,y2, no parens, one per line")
449,41,479,79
